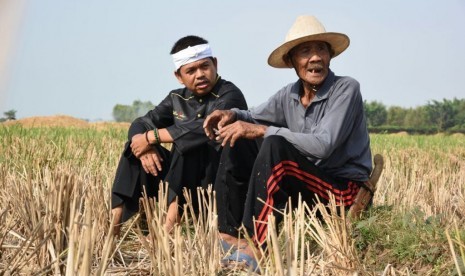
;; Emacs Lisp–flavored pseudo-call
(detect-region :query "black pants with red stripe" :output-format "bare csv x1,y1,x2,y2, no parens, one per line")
217,135,360,247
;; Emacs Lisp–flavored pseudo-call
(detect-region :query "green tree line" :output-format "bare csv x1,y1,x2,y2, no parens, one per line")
364,98,465,134
112,100,154,122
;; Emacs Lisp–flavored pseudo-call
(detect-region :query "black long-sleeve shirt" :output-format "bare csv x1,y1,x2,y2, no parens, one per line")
127,77,247,154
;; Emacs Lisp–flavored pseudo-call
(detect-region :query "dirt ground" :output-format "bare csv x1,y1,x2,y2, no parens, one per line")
2,115,130,129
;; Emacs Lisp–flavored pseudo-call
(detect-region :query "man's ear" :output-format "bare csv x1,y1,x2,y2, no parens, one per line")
174,71,184,85
212,57,218,69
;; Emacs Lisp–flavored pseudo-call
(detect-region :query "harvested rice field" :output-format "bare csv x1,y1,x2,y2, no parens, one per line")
0,116,464,275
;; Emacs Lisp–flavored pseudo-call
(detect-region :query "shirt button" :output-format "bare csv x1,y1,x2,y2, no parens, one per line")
199,99,203,103
197,114,202,118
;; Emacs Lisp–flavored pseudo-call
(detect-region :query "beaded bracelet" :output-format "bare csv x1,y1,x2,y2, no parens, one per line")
154,128,161,144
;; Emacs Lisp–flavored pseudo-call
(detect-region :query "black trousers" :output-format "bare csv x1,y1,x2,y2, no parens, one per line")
111,143,221,222
217,136,360,247
215,139,260,236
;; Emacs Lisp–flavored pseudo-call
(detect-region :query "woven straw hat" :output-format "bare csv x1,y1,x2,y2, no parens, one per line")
268,15,350,68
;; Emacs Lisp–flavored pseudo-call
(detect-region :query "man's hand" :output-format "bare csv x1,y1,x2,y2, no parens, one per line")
130,132,150,158
140,148,164,176
203,110,236,140
216,121,267,147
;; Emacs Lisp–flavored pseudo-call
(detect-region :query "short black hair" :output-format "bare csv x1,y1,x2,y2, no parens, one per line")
170,35,209,55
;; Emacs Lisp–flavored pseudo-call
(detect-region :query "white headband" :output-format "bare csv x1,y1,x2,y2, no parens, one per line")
171,44,213,70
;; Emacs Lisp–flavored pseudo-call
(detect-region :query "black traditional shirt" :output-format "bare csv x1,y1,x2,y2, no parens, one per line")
127,76,247,154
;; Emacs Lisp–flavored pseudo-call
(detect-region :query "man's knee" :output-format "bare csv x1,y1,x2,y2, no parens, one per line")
221,139,258,180
260,135,292,152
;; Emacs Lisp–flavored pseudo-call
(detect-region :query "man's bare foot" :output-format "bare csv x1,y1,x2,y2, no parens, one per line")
237,244,256,259
111,205,123,237
219,233,248,249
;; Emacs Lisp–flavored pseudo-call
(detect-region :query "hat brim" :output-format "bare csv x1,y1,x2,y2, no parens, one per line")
267,32,350,68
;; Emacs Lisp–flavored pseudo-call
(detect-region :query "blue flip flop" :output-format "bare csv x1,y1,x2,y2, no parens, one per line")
221,249,260,273
220,240,237,254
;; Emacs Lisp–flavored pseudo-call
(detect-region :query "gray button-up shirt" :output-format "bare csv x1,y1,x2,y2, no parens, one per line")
234,70,372,181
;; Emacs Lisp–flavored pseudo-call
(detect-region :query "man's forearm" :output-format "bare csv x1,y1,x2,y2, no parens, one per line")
147,128,173,144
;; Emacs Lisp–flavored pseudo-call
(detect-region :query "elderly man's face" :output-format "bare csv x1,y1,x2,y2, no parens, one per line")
289,41,331,87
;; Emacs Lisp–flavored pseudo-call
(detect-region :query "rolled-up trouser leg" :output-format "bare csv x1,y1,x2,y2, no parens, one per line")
216,139,259,237
241,136,360,247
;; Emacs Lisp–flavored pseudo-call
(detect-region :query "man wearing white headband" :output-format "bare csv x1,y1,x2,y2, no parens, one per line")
111,35,248,236
204,16,373,271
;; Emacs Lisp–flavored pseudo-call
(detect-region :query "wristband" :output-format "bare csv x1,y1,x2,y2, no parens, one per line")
145,131,150,144
154,128,161,144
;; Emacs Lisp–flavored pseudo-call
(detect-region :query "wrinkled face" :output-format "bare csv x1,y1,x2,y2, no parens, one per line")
175,57,218,96
288,41,331,87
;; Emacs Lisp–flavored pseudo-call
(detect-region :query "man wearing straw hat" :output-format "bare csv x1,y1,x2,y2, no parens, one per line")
204,15,372,271
111,35,248,236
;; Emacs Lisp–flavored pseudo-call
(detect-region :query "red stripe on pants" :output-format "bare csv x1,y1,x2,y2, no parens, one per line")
255,161,360,244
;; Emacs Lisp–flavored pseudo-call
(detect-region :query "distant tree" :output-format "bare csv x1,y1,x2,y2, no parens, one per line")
425,99,456,132
386,106,407,126
112,100,154,122
364,101,387,127
404,106,428,129
132,100,154,118
3,109,16,120
450,98,465,129
112,104,134,122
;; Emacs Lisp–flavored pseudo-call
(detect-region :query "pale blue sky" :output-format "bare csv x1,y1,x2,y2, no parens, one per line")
2,0,465,121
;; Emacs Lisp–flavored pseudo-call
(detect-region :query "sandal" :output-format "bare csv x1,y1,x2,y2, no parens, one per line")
221,249,260,274
220,240,237,254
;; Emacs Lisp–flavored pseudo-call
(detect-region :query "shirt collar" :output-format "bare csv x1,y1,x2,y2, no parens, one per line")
290,70,335,102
